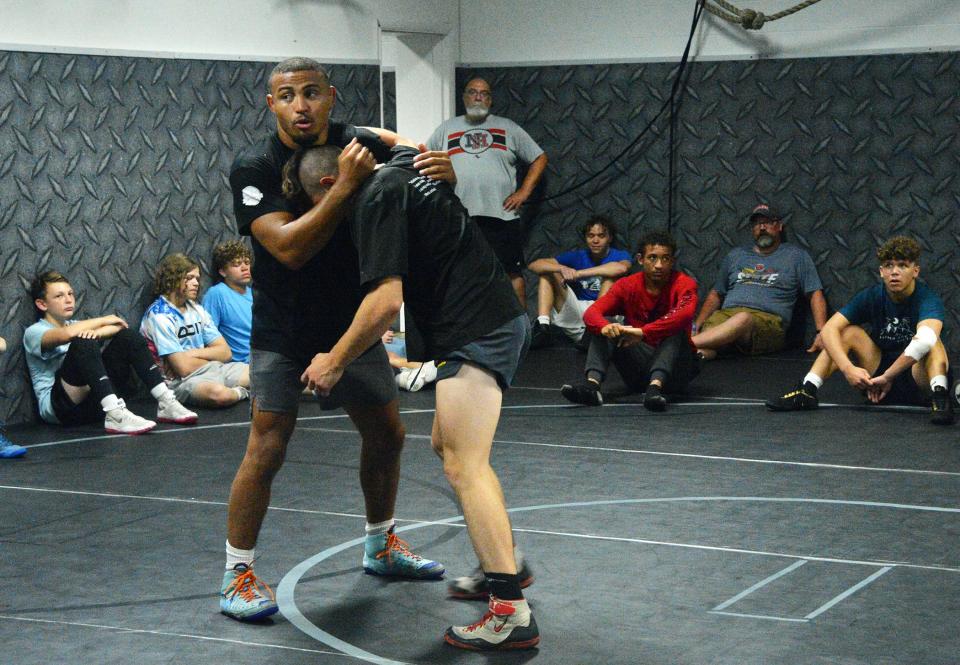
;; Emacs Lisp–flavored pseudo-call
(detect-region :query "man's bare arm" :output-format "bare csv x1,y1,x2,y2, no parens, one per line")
362,128,456,184
694,290,722,329
576,261,631,279
504,153,548,211
527,257,563,275
251,140,374,270
40,315,128,350
301,278,404,395
806,289,829,352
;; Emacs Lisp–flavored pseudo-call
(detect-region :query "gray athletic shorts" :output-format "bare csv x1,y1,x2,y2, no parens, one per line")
435,314,530,390
169,361,248,404
250,343,397,413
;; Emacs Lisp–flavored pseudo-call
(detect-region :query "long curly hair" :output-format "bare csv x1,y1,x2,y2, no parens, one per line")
154,253,199,298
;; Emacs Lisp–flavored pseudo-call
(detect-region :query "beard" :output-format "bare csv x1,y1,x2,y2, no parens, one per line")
465,104,490,122
756,233,775,249
291,129,319,146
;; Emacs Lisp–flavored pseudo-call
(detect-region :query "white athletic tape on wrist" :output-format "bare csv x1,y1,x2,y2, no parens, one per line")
903,325,937,361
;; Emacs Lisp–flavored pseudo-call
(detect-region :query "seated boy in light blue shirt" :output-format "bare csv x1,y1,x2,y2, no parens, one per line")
202,240,253,363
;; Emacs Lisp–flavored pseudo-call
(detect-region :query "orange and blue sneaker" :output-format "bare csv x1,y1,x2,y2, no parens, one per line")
444,596,540,651
363,527,445,579
219,563,278,621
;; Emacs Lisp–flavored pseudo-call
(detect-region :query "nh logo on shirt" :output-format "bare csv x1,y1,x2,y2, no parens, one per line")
447,128,508,155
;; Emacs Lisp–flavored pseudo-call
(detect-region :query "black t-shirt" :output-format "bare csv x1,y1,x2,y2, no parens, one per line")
350,147,523,360
229,124,392,362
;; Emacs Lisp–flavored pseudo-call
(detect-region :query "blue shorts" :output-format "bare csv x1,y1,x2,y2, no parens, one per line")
435,314,530,391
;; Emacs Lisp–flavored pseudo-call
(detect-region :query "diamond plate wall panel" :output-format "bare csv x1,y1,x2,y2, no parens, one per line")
3,50,957,423
458,51,959,358
0,51,383,424
382,71,397,132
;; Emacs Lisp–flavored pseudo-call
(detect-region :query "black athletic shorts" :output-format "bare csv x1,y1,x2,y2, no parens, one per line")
472,216,524,275
250,343,398,412
873,350,925,406
435,314,530,390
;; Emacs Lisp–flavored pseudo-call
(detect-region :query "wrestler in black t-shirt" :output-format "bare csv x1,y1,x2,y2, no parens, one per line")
349,147,523,360
229,124,392,364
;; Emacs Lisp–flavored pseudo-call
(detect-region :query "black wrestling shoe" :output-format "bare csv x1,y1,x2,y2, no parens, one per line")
529,321,553,350
643,384,667,412
561,382,602,406
930,386,955,425
765,382,819,411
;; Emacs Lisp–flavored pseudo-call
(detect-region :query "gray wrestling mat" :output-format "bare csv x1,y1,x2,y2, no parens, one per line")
2,347,957,664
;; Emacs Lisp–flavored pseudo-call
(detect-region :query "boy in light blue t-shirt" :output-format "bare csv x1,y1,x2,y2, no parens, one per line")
202,240,253,363
23,270,197,435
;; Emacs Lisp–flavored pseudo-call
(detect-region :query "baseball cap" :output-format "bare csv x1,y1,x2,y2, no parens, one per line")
749,203,782,222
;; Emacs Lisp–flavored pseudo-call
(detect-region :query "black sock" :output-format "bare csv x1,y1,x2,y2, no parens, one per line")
485,572,523,601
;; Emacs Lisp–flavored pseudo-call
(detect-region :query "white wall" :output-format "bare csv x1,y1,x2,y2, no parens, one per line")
4,1,958,65
460,0,960,65
0,0,444,63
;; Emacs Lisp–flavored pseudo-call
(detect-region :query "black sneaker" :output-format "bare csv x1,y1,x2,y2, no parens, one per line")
643,384,667,412
530,321,552,350
444,596,540,651
765,383,819,411
561,381,602,406
930,386,955,425
448,559,535,600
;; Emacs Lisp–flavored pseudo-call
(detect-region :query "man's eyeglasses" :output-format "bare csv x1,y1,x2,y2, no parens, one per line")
465,89,491,99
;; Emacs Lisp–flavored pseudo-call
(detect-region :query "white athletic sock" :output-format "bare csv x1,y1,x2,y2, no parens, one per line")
225,540,255,570
930,374,948,391
537,315,549,326
803,372,824,390
100,394,123,412
233,386,250,401
150,383,175,402
365,518,395,537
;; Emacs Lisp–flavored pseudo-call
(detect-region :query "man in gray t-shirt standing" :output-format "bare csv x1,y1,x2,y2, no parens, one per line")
692,203,828,359
427,77,548,306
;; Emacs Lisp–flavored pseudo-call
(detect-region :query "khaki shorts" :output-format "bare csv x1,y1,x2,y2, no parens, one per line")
549,285,591,342
169,361,248,404
702,307,785,355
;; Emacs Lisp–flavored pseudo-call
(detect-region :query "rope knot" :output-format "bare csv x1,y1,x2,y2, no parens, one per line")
739,8,767,29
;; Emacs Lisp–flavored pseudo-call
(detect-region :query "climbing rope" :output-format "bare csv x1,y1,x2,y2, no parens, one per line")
704,0,824,30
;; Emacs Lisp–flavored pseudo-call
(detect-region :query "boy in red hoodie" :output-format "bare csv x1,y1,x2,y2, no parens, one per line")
561,230,700,411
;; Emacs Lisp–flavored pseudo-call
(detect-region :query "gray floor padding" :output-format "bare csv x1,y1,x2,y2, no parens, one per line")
2,346,957,664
